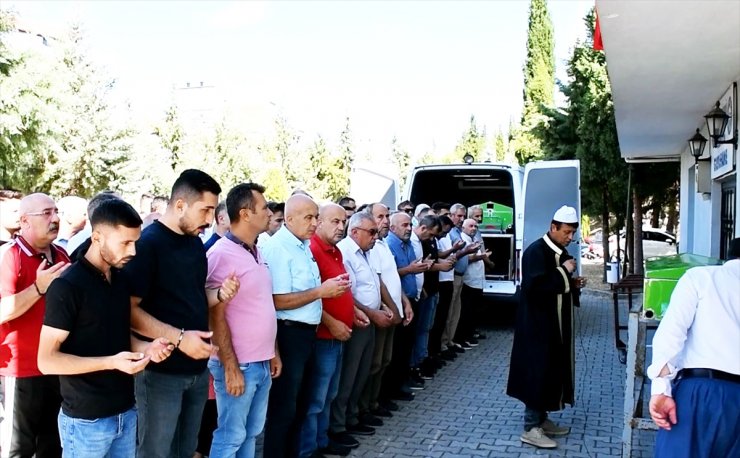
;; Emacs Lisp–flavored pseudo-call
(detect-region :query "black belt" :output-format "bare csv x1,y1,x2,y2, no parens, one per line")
678,368,740,384
277,320,318,331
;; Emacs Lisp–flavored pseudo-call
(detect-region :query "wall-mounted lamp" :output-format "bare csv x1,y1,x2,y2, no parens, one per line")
688,129,710,163
704,101,738,148
463,153,474,164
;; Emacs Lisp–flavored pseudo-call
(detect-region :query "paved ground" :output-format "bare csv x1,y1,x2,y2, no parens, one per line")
348,290,656,457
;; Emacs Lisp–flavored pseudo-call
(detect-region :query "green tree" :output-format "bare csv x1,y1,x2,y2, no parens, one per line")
0,10,64,191
443,115,486,164
153,103,185,172
391,136,411,191
494,129,507,162
41,24,135,197
333,117,353,198
512,0,555,165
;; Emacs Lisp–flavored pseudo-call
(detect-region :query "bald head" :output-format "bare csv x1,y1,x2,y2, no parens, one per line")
462,218,478,237
284,194,319,241
390,212,412,241
317,203,347,245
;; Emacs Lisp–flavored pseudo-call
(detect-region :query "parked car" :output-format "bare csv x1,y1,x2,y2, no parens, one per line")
583,227,677,260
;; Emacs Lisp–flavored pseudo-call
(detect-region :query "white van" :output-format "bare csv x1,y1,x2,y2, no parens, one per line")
403,160,581,301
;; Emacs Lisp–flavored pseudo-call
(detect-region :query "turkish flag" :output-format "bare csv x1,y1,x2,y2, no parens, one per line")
593,8,604,50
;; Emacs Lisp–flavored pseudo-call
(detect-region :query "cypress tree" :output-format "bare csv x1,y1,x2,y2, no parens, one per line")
512,0,555,164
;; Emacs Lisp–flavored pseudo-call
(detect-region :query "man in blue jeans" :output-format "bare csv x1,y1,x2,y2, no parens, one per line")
37,199,173,456
298,203,355,457
123,170,239,458
206,183,281,458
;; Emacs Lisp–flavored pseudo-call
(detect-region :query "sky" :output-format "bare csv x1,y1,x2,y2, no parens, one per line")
5,0,593,160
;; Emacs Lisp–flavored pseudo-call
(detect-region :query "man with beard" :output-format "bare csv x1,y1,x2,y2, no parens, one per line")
1,193,70,457
261,194,350,457
123,169,240,458
507,206,586,449
37,199,173,456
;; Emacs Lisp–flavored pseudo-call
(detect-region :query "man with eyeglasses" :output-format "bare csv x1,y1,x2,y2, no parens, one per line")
337,197,357,219
397,201,415,216
330,212,397,444
1,193,71,457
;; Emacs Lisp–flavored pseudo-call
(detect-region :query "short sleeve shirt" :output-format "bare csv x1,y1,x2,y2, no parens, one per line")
337,237,381,310
386,232,418,300
261,226,322,324
449,227,469,275
410,232,424,300
206,234,276,364
437,235,455,282
309,234,354,339
368,239,404,317
44,258,134,419
462,232,485,289
0,237,70,377
122,221,209,375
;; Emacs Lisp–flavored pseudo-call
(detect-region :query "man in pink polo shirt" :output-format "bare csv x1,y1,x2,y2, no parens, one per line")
206,182,282,458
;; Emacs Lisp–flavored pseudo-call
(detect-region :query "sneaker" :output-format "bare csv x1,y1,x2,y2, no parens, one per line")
318,442,352,456
467,337,480,346
475,332,487,340
458,341,473,350
328,432,360,449
404,380,424,391
359,413,383,427
520,427,557,449
541,419,571,436
346,423,375,436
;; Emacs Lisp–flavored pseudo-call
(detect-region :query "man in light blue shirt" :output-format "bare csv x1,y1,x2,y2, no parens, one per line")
261,194,351,457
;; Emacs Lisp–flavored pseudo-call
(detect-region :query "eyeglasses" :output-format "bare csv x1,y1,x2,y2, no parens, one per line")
401,208,414,215
356,227,379,236
342,206,356,212
26,209,63,218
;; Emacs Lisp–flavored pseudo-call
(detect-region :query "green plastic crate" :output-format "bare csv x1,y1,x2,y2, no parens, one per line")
479,201,513,233
643,253,723,319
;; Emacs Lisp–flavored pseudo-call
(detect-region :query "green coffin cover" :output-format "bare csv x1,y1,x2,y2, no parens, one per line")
478,201,514,232
643,253,723,319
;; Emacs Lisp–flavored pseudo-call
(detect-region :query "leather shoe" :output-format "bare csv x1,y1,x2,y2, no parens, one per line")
379,400,399,411
346,423,375,436
359,413,383,427
371,406,392,417
318,443,352,456
327,432,359,449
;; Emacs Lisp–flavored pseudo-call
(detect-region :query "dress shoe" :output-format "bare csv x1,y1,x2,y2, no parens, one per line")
318,442,352,456
359,413,383,427
346,423,375,436
379,400,399,411
371,406,393,417
520,427,557,449
328,432,360,449
390,391,414,401
541,419,570,436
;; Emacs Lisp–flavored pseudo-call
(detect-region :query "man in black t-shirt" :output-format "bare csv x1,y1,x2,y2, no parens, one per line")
38,199,173,457
122,169,239,458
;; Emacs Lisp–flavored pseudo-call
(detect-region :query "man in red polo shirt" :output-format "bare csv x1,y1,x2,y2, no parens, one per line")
297,203,361,457
1,193,71,457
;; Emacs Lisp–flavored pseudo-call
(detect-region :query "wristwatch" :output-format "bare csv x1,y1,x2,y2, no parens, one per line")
651,376,672,397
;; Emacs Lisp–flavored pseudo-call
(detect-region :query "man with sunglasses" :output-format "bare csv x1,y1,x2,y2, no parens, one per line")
1,193,70,457
397,201,415,216
330,212,398,443
337,197,357,220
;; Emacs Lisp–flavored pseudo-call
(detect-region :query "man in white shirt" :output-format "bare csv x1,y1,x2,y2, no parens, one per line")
648,238,740,458
455,219,491,347
330,212,396,439
360,204,411,420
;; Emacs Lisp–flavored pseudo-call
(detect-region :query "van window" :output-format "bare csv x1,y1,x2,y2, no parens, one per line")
409,168,515,210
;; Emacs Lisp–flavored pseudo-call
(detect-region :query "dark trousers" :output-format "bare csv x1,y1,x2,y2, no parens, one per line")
330,324,375,432
195,398,217,455
455,284,482,343
524,405,548,431
2,375,62,458
263,323,316,458
380,300,417,400
429,281,453,357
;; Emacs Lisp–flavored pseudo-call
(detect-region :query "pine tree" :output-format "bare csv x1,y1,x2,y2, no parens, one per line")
391,136,411,190
512,0,555,165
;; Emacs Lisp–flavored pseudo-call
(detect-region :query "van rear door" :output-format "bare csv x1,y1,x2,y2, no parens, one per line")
521,160,582,277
